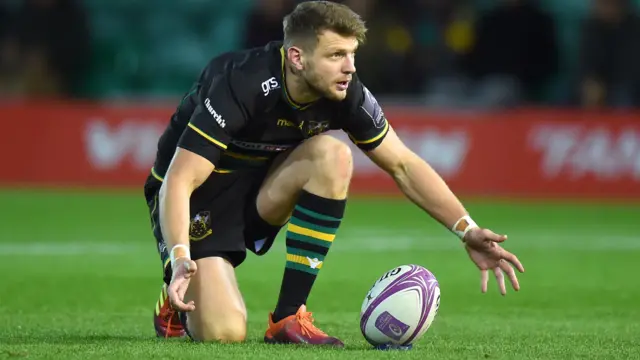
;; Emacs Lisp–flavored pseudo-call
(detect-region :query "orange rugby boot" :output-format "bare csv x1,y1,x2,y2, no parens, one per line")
153,283,186,338
264,305,344,347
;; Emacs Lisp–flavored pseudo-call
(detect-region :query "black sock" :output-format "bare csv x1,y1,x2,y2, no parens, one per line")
272,190,346,322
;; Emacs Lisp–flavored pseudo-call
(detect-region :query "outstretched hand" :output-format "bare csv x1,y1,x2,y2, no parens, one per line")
463,228,525,295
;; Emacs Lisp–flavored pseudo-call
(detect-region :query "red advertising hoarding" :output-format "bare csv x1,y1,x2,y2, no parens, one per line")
1,101,639,198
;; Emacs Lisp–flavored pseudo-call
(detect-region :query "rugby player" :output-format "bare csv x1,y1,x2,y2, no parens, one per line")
145,1,525,346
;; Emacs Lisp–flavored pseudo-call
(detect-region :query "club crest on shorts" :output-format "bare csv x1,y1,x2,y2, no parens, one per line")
189,211,212,241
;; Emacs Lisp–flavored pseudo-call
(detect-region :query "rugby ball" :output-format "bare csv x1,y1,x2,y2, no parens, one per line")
359,264,440,347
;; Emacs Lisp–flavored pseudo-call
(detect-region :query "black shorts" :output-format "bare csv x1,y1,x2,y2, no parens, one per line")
143,168,283,284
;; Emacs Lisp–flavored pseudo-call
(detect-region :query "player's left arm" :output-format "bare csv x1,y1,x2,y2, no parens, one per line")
345,84,524,294
343,83,475,238
365,126,470,234
371,129,526,294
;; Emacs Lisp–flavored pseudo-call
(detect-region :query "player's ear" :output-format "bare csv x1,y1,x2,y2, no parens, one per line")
287,46,305,71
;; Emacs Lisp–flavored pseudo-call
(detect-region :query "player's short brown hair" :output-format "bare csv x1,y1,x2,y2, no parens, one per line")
283,1,367,51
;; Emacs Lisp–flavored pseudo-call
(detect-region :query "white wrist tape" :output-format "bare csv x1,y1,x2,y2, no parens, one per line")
169,244,191,268
451,215,478,240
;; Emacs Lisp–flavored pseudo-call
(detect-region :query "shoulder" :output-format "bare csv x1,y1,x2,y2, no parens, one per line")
340,75,385,126
200,41,283,112
341,75,377,112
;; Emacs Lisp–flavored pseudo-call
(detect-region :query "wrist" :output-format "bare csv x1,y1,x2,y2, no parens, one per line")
169,244,191,268
451,215,478,241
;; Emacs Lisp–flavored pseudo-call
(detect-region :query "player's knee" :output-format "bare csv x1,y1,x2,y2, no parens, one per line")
307,136,353,183
193,325,247,343
189,313,247,343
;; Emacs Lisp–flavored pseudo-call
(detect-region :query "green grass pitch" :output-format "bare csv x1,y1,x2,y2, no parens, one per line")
0,189,638,359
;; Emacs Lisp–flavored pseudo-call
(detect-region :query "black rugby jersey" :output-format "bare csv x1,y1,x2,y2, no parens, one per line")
150,41,390,180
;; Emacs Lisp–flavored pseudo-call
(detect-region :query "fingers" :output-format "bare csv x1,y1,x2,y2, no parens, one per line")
500,260,520,292
165,258,199,312
176,300,196,312
481,270,489,293
178,281,196,311
493,267,506,296
483,229,508,243
175,299,196,312
501,249,525,273
167,272,196,311
168,279,196,312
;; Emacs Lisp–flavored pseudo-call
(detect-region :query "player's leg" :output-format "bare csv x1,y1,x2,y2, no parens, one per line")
179,171,267,342
147,172,249,342
153,258,247,342
180,256,247,342
256,135,352,346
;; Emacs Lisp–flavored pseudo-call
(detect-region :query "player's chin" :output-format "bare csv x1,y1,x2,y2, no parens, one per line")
327,87,348,101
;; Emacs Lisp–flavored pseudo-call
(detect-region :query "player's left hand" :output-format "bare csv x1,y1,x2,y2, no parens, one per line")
463,228,525,295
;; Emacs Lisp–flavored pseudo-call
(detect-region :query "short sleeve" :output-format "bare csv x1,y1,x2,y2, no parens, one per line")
178,74,248,165
341,82,390,151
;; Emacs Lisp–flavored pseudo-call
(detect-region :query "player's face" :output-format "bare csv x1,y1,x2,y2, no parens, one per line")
303,31,358,101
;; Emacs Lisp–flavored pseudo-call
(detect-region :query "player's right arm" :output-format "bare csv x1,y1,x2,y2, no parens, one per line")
158,74,248,311
158,150,212,268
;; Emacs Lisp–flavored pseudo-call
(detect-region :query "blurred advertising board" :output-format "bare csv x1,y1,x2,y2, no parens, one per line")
1,102,639,199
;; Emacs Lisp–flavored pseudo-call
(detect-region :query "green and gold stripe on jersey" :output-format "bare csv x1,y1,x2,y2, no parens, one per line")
347,120,390,147
187,122,228,150
216,139,298,170
150,165,231,182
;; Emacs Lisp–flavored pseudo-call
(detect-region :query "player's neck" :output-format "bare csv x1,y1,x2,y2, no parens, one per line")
284,66,320,105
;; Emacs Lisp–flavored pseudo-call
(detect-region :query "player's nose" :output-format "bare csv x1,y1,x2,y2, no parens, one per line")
342,56,356,74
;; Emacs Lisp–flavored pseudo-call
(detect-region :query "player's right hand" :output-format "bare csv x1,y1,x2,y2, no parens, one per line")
167,258,198,312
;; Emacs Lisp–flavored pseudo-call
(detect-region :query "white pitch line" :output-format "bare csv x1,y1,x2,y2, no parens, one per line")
0,230,639,256
336,228,640,251
0,242,147,256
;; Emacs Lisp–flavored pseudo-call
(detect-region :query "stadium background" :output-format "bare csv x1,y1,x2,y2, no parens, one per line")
0,0,638,359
